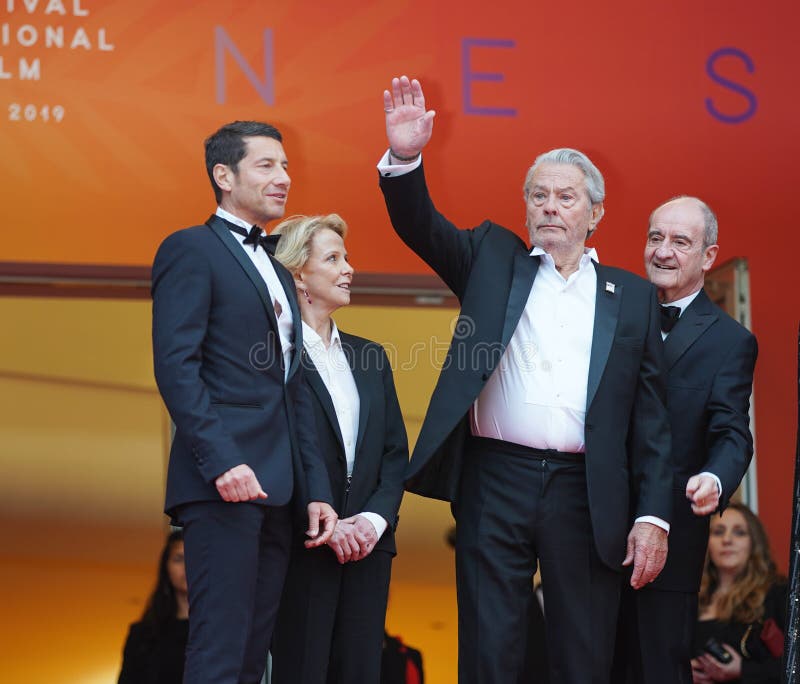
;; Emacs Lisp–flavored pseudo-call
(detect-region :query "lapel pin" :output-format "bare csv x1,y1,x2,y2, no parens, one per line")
605,281,615,294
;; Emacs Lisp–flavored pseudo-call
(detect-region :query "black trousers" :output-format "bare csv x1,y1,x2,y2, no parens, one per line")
612,585,696,684
179,500,291,684
454,437,621,684
271,542,392,684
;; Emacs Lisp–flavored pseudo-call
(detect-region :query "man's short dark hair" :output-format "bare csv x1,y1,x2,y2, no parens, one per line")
204,121,283,203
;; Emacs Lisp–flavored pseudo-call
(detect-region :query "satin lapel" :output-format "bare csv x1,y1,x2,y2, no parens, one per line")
207,216,279,332
501,250,540,348
587,262,621,411
271,255,303,380
664,289,717,369
343,338,370,456
302,352,346,459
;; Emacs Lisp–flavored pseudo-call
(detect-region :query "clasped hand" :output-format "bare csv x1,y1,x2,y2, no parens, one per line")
326,515,378,564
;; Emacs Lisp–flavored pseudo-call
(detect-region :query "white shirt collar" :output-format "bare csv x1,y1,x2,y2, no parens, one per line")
216,206,262,234
662,288,702,315
529,245,599,267
302,319,341,350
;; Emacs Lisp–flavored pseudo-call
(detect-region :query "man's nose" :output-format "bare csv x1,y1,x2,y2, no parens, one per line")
543,194,558,214
655,243,673,258
275,168,290,187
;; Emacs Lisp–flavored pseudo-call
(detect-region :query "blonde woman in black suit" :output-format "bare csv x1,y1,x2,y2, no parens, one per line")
270,214,409,684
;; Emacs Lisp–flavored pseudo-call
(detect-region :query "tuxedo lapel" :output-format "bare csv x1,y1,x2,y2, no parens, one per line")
664,289,718,369
587,263,621,410
501,250,540,348
343,338,370,457
271,255,303,380
207,215,280,332
302,351,346,459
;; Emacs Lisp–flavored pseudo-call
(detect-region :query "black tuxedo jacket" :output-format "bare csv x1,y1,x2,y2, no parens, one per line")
650,288,757,592
380,164,672,569
152,214,332,519
301,332,408,555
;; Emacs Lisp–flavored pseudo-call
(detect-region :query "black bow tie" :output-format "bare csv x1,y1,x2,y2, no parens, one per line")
227,223,280,255
660,305,681,333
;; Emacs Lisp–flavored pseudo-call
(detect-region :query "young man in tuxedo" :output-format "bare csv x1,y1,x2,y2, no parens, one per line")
152,121,337,684
614,195,757,683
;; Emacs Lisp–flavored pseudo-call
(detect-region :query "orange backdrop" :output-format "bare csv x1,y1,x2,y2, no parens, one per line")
1,0,798,566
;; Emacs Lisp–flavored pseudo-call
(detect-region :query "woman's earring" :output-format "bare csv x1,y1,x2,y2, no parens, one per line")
303,289,312,304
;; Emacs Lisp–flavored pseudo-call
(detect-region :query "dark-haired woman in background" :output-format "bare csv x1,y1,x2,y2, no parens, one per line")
691,503,786,683
270,214,408,684
118,529,188,684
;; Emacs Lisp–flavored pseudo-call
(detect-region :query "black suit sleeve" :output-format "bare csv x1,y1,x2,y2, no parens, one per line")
381,163,490,298
703,332,758,508
152,232,244,482
292,368,334,505
629,285,673,523
362,350,409,529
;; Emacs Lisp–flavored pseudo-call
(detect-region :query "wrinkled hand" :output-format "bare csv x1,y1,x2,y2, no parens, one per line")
686,474,720,516
304,501,337,548
327,520,361,564
622,521,668,589
326,515,378,563
383,75,436,159
215,464,267,502
691,644,741,682
345,515,379,561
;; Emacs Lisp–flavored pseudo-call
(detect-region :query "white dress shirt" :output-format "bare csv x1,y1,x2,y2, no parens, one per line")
472,247,597,452
302,321,387,539
216,207,293,378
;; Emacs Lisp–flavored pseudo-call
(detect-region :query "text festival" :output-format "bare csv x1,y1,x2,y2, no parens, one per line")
1,0,114,81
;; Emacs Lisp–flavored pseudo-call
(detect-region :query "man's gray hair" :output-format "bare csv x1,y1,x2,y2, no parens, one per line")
649,195,719,248
523,148,606,205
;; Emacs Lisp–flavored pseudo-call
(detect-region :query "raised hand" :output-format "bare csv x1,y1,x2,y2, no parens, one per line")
383,75,436,160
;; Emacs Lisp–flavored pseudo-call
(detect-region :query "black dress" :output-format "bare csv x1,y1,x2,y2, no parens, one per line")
694,583,786,684
118,618,189,684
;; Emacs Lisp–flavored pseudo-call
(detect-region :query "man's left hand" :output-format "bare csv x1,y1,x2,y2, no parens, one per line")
622,521,668,589
341,515,379,561
686,474,720,516
305,502,338,548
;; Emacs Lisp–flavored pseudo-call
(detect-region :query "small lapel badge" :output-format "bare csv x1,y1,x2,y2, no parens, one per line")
605,281,615,294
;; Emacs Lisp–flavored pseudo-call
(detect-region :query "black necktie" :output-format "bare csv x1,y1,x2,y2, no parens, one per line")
227,223,280,255
660,305,681,333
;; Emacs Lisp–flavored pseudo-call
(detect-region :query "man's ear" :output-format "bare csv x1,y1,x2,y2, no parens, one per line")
587,202,605,238
702,244,719,273
212,164,233,193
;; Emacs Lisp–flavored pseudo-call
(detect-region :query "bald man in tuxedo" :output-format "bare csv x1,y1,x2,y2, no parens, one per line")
613,196,757,684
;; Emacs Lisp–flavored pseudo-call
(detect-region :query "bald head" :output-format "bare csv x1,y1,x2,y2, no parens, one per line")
644,196,720,303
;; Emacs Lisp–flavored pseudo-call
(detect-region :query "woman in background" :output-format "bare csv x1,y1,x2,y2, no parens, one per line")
691,503,786,683
270,214,408,684
118,529,188,684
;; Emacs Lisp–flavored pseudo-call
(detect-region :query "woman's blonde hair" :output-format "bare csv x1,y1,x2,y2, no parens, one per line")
698,502,778,623
272,214,348,274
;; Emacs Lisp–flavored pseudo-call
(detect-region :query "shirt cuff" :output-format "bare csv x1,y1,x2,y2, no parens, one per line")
377,149,422,177
635,515,670,534
698,471,723,496
357,512,388,539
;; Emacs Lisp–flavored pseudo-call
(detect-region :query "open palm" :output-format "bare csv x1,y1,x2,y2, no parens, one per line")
383,75,436,158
